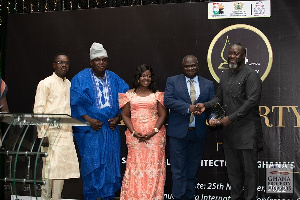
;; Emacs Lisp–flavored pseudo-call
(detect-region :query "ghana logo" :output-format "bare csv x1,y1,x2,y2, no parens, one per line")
234,2,244,11
207,24,273,83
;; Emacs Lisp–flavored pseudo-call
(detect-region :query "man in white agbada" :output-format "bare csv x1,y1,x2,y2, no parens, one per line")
34,53,80,200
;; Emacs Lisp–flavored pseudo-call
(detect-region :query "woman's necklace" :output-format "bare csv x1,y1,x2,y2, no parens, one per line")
136,87,151,96
137,88,148,93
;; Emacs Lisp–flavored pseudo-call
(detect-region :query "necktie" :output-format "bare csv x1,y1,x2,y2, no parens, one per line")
189,79,196,124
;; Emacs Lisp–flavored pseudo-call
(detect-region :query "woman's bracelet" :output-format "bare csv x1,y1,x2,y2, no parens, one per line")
153,128,159,133
132,131,136,137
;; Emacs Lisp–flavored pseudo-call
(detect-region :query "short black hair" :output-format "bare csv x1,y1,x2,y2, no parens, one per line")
53,53,69,62
231,43,246,54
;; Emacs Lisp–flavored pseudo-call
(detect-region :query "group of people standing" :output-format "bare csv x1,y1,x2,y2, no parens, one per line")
32,41,263,200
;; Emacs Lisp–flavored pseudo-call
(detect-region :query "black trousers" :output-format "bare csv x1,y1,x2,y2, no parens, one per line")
224,148,258,200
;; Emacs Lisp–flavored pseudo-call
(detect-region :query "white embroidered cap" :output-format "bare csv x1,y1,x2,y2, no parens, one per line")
90,42,108,60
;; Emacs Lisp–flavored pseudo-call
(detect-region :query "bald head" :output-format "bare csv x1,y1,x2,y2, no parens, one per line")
182,55,199,79
182,55,198,65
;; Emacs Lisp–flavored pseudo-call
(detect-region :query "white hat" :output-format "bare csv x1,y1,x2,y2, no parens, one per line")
90,42,108,60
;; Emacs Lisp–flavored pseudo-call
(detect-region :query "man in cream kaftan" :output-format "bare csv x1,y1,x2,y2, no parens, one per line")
34,54,80,200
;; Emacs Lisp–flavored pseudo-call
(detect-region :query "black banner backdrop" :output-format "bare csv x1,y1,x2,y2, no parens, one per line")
3,0,300,199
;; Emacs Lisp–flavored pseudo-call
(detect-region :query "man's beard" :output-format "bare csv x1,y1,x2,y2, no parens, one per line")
228,60,243,69
228,63,238,69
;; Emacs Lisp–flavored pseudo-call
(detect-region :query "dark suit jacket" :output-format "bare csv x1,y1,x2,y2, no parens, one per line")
164,74,215,139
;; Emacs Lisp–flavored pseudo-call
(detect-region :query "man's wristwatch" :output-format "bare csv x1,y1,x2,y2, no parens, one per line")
153,128,159,133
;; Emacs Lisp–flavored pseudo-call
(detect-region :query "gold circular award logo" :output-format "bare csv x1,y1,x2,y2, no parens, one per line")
207,24,273,83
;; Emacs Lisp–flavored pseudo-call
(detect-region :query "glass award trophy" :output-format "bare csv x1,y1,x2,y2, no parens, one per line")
211,102,226,120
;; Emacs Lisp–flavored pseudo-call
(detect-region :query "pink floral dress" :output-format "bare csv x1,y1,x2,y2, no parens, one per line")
119,91,166,200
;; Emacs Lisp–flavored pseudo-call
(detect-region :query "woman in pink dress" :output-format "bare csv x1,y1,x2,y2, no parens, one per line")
119,64,167,200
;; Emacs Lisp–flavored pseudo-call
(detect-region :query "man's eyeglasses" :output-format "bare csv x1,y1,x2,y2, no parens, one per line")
54,61,70,65
228,52,241,57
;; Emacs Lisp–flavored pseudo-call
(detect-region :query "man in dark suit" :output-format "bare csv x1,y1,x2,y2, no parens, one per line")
164,55,215,200
199,43,263,200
